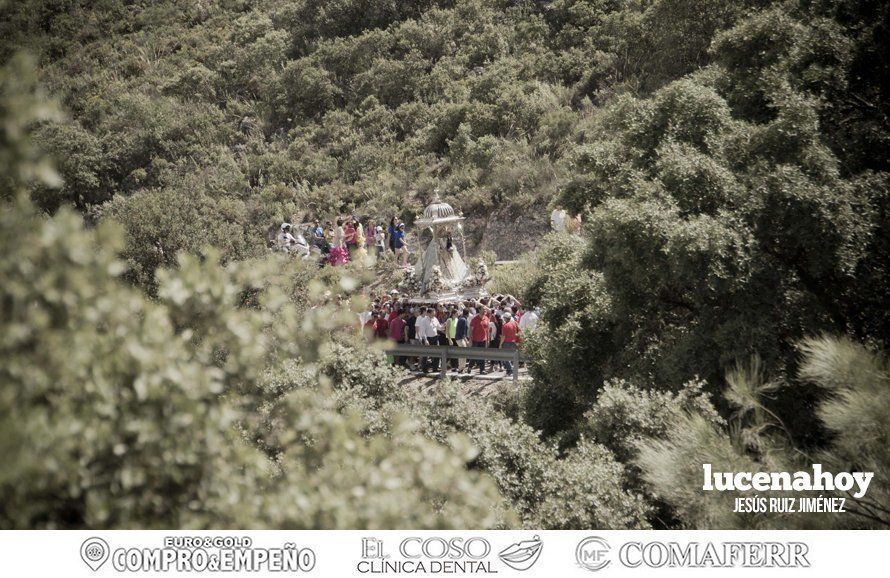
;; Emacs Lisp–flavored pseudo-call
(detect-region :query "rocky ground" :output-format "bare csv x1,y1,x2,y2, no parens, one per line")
465,203,551,260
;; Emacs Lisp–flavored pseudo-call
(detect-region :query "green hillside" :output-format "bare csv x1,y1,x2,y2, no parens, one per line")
1,0,888,529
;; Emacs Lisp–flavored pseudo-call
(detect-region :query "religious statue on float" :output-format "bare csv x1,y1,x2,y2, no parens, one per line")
412,193,486,301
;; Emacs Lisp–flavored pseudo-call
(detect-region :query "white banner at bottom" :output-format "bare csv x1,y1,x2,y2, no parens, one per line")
0,530,887,577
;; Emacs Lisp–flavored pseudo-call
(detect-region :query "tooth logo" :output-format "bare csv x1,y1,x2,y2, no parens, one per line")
498,535,543,571
80,537,110,571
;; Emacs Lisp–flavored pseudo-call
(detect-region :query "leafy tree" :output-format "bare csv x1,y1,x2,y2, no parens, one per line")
524,4,885,447
30,119,110,212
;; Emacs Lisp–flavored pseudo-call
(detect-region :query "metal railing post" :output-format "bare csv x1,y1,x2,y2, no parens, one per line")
440,346,448,380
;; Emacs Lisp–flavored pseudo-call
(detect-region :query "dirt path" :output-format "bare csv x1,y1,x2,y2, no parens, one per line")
396,367,530,398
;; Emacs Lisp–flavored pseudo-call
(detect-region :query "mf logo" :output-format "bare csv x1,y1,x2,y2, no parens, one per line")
576,537,611,572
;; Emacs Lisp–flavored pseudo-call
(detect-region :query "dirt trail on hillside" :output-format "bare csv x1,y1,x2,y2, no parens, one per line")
396,367,530,398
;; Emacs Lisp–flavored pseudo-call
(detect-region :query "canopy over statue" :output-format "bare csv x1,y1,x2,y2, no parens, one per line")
399,195,489,303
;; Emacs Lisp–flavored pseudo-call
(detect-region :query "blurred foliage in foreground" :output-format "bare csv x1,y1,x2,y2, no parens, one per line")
0,194,510,528
0,57,507,529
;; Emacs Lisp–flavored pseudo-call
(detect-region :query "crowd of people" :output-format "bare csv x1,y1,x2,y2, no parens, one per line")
359,291,541,377
278,214,544,380
274,215,410,267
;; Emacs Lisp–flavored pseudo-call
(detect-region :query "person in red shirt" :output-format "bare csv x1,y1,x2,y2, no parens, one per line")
500,312,520,377
387,302,400,323
389,310,408,367
501,314,519,343
344,220,357,247
373,313,390,340
469,307,490,374
390,311,407,343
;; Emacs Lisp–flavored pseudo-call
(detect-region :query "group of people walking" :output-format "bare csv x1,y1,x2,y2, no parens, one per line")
276,215,410,267
360,292,540,378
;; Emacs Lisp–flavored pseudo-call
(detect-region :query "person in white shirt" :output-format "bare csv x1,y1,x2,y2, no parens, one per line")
358,309,374,330
415,309,428,343
423,308,442,343
417,307,442,373
276,223,310,257
374,225,386,255
276,223,298,251
519,306,540,332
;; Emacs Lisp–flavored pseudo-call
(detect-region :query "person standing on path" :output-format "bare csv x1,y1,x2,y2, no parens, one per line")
500,312,520,377
469,307,490,374
445,307,459,371
375,225,386,256
519,306,540,333
455,308,469,373
390,310,407,367
406,307,419,370
488,311,502,372
388,217,398,253
420,307,442,373
373,311,390,340
327,218,350,265
344,220,357,255
392,223,409,267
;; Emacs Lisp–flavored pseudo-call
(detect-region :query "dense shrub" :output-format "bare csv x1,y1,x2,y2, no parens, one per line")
519,4,886,450
409,385,651,529
579,379,724,464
